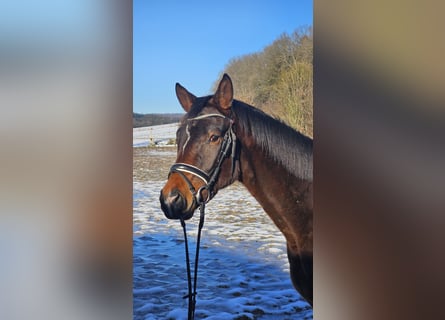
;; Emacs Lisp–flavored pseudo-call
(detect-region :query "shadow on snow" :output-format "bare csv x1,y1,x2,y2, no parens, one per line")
133,233,312,320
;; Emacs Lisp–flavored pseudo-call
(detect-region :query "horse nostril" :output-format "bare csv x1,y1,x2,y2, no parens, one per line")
160,189,186,219
168,190,180,204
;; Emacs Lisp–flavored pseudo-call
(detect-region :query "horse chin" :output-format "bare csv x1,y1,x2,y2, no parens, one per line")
180,211,195,221
180,203,198,220
160,200,196,221
167,210,195,221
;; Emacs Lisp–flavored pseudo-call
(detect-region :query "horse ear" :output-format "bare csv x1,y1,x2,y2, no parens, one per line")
175,83,196,112
214,73,233,112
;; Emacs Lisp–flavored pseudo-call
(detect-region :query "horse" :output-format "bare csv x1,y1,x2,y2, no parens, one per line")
160,74,313,306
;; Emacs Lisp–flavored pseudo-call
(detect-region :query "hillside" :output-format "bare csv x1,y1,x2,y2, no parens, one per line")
214,26,313,137
133,113,183,128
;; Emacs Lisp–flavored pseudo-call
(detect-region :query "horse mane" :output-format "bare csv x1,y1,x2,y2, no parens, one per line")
232,100,313,181
183,96,313,181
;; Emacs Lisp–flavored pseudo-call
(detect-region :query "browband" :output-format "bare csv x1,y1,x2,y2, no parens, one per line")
187,113,228,121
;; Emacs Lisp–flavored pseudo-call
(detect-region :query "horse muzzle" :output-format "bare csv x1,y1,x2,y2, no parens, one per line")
159,189,196,220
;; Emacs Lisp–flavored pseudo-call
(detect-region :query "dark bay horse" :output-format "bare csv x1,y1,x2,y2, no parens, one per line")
160,74,313,306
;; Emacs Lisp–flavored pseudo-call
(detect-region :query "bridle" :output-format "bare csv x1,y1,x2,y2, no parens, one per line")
168,112,237,319
169,112,237,206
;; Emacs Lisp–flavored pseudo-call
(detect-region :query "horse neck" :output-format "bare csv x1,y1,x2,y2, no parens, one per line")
236,133,311,206
235,127,313,253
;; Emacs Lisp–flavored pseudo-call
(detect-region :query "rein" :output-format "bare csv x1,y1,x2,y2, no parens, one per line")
169,113,236,319
179,203,205,320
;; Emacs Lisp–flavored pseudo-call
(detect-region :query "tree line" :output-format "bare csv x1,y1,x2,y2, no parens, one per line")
133,113,183,128
213,26,313,137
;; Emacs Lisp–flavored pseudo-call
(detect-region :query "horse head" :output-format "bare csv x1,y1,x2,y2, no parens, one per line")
160,74,239,220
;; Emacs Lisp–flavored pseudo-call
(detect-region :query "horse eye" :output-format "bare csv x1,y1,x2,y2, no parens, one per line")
209,134,220,143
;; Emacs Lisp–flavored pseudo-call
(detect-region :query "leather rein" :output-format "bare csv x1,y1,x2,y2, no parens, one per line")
168,113,237,319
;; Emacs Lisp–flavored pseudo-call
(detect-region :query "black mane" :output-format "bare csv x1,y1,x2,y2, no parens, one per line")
232,100,313,181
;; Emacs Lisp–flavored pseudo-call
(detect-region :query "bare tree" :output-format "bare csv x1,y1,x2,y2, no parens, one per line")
216,26,313,137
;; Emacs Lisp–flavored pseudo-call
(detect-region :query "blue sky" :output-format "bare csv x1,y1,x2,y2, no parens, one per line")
134,0,312,114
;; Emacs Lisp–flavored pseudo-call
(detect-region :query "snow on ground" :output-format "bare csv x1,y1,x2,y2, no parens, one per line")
133,123,179,147
133,138,312,319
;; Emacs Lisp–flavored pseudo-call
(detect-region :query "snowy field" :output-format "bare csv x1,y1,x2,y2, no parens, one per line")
133,127,312,319
133,123,179,147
